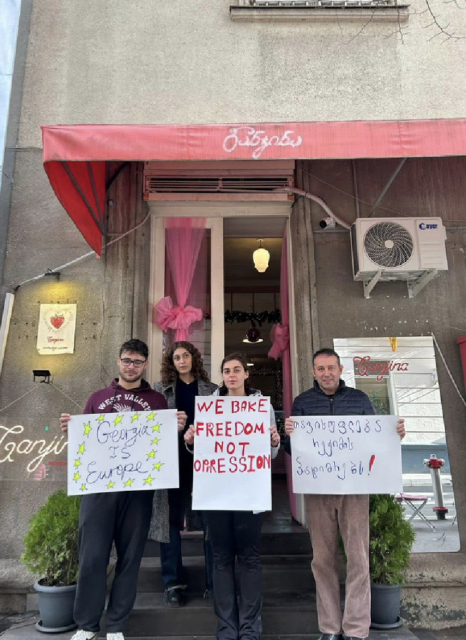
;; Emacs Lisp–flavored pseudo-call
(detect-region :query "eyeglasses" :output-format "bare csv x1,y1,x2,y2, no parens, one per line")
120,358,146,368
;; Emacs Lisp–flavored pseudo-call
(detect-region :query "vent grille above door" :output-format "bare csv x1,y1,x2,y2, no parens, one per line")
143,160,295,201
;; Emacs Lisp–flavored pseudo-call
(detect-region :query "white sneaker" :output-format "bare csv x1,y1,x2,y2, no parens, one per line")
70,631,98,640
107,633,125,640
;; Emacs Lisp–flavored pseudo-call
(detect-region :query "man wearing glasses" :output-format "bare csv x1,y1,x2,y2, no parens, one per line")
60,339,185,640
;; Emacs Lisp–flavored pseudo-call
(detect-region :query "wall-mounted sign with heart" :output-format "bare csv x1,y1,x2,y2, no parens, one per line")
37,303,77,355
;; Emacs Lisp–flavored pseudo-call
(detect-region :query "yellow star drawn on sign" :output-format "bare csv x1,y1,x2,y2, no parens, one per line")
153,462,164,472
144,475,155,486
107,481,115,489
97,414,105,422
131,413,141,423
151,423,161,433
114,415,123,426
147,450,156,460
77,442,85,455
74,458,82,468
83,422,92,436
147,412,156,421
151,437,160,445
80,484,87,492
73,472,81,482
124,478,135,487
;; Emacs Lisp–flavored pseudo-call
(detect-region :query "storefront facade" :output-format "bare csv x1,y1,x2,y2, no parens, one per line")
1,0,466,625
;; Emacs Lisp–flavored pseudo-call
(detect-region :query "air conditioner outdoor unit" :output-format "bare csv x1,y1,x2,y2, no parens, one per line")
350,217,448,298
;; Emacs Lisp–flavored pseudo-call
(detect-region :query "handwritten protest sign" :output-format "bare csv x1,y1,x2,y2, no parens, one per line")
290,415,402,495
67,410,179,495
192,396,272,511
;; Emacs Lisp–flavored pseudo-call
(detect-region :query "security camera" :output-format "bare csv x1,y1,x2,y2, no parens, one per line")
319,217,336,229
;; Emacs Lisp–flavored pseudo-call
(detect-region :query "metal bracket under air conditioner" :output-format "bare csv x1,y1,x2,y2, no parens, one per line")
407,269,438,299
362,268,439,299
363,271,383,298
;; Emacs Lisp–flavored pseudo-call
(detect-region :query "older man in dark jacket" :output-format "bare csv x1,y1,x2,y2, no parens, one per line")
285,348,405,640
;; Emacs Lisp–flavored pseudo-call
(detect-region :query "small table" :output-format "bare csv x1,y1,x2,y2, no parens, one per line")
396,492,436,531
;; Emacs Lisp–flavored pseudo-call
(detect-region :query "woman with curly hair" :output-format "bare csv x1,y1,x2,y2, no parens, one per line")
149,341,217,607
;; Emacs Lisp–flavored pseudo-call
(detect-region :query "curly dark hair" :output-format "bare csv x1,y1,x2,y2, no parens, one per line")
160,341,210,385
218,352,252,396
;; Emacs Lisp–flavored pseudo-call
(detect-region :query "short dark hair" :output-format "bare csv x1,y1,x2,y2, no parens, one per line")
313,348,340,366
119,339,149,360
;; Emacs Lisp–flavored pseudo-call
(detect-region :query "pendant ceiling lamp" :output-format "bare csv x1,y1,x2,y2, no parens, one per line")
253,239,270,273
243,325,263,344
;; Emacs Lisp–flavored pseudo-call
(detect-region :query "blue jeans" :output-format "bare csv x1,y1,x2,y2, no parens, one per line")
160,488,213,591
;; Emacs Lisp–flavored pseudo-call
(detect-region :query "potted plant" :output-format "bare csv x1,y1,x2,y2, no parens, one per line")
369,493,416,629
21,490,81,633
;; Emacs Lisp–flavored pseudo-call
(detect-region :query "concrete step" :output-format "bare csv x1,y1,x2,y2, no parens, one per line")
136,555,315,594
120,593,318,637
144,530,311,558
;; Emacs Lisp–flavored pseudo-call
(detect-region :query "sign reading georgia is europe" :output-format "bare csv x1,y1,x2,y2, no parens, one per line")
67,410,179,495
290,415,402,495
192,396,272,511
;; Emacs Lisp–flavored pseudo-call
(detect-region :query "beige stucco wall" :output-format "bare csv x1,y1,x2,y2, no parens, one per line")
18,0,466,151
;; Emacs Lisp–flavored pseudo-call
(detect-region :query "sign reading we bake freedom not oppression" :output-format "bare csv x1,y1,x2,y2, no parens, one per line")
290,415,402,495
67,410,179,495
192,396,272,511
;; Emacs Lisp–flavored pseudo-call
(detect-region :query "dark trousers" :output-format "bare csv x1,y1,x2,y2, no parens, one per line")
205,510,263,640
74,490,153,632
160,487,213,591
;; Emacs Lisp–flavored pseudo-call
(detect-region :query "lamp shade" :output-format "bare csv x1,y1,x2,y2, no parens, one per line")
243,326,263,344
253,246,270,273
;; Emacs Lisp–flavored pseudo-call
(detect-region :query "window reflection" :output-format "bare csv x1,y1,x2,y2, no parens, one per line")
334,336,459,553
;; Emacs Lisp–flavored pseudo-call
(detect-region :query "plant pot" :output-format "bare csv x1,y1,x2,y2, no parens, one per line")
370,582,403,628
34,581,77,633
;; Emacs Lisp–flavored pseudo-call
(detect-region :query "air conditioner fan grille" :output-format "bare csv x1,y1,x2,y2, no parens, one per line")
364,221,414,268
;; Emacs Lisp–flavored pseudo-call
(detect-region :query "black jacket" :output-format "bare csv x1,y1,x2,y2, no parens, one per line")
285,380,374,454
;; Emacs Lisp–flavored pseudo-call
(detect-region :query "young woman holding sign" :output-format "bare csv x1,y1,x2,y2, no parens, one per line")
149,341,217,607
184,352,280,640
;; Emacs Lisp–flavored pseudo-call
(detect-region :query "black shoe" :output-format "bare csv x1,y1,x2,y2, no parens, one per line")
164,587,185,607
344,636,367,640
319,634,344,640
203,588,212,598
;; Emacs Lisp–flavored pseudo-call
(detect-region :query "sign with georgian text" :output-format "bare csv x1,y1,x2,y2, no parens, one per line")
192,396,272,511
67,410,179,495
290,415,402,494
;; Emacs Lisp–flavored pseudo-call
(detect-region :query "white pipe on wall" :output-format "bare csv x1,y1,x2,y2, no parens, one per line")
0,292,14,380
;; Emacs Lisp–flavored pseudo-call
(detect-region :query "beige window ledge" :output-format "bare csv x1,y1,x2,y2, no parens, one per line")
230,4,410,22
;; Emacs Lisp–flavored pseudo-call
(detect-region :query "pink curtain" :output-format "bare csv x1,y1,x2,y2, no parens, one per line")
268,233,296,518
154,218,207,342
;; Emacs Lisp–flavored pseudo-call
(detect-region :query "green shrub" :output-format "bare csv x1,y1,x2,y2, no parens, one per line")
369,494,415,586
21,490,81,587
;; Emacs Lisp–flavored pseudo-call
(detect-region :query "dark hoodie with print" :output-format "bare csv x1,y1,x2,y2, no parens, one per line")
84,378,168,414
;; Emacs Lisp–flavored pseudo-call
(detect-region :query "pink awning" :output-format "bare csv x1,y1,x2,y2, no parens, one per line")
42,119,466,254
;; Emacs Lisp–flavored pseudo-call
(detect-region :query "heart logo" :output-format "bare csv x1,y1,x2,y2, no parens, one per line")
51,314,65,329
45,308,72,332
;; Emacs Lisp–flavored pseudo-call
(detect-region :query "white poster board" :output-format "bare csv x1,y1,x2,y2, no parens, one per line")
290,415,402,494
67,409,179,495
37,304,77,354
192,396,272,511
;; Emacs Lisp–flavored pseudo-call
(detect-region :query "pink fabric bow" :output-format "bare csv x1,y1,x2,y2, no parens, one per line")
153,296,203,341
268,323,290,359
